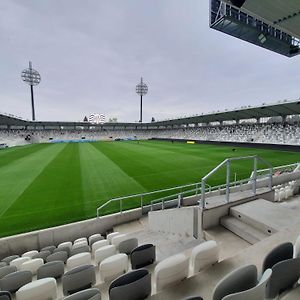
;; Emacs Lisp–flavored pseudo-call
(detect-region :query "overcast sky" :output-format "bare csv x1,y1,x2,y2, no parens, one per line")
0,0,300,122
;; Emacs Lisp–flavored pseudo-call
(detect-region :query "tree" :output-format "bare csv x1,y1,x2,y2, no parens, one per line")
83,116,88,122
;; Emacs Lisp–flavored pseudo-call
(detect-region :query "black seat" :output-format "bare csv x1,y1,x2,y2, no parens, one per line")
130,244,155,269
109,269,151,300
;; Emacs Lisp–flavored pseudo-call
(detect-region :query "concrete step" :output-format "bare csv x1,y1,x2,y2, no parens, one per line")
230,199,299,235
221,216,269,245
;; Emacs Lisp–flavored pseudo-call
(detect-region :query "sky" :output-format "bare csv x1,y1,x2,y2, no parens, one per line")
0,0,300,123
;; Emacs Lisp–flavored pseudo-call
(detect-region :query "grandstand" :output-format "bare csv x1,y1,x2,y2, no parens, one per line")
1,1,300,299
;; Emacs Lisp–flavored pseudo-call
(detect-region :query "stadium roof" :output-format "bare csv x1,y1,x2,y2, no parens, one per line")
210,0,300,57
1,100,300,128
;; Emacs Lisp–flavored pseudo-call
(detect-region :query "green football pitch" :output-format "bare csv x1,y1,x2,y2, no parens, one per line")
1,140,300,237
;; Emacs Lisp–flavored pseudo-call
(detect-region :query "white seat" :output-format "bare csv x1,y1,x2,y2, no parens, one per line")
67,252,91,270
20,258,44,275
154,253,189,292
294,234,300,258
92,240,109,256
16,277,57,300
99,253,128,282
88,234,102,245
107,232,121,244
111,234,128,249
22,250,38,259
10,257,31,270
58,241,72,251
285,186,293,199
72,241,88,249
74,237,87,244
279,188,286,202
190,240,219,275
95,245,117,265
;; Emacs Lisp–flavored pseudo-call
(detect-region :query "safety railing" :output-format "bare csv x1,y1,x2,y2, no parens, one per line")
200,155,273,209
97,155,274,217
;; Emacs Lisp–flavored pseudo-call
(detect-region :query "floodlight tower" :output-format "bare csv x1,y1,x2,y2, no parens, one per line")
136,77,148,123
21,61,41,121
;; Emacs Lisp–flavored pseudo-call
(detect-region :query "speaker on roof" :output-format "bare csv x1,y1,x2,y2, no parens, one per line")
230,0,246,8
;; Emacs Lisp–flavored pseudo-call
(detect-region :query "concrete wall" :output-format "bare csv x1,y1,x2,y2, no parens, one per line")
148,207,197,238
0,208,142,259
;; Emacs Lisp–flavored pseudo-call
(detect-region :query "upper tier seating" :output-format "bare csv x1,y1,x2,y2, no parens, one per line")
64,288,101,300
130,244,156,269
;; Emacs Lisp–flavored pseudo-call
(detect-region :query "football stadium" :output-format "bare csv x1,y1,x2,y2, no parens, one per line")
0,1,300,300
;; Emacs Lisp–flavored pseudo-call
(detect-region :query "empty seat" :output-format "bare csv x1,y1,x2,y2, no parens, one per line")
40,246,56,253
130,244,156,269
109,269,151,300
20,258,44,275
89,234,103,246
0,291,12,300
64,288,101,300
183,298,203,300
71,245,91,256
94,245,116,265
0,266,17,280
213,265,264,300
294,234,300,258
111,234,127,249
46,251,68,264
107,232,121,244
22,251,38,259
74,238,87,244
72,242,88,250
222,268,272,300
266,257,300,299
99,253,128,282
37,261,64,279
0,262,7,268
54,246,71,257
1,256,19,265
32,250,51,262
15,278,57,300
119,238,138,255
67,253,92,270
92,240,109,256
0,271,32,293
10,257,31,270
262,242,294,272
62,264,96,296
58,242,72,251
154,253,189,292
190,241,219,275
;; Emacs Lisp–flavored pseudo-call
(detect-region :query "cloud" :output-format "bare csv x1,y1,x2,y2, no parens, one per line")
0,0,299,123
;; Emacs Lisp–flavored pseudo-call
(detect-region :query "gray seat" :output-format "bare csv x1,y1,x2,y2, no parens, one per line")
37,261,65,279
1,256,19,265
262,242,293,272
64,288,101,300
266,257,300,299
109,269,151,300
212,265,258,300
0,266,17,279
119,238,138,255
32,250,51,262
0,262,7,268
54,246,71,257
71,245,91,256
46,251,68,264
130,244,155,269
89,235,104,246
0,291,12,300
41,246,56,253
62,264,96,296
0,270,32,293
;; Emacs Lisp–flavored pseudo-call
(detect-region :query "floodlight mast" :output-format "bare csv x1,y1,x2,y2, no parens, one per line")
21,61,41,121
136,77,148,123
